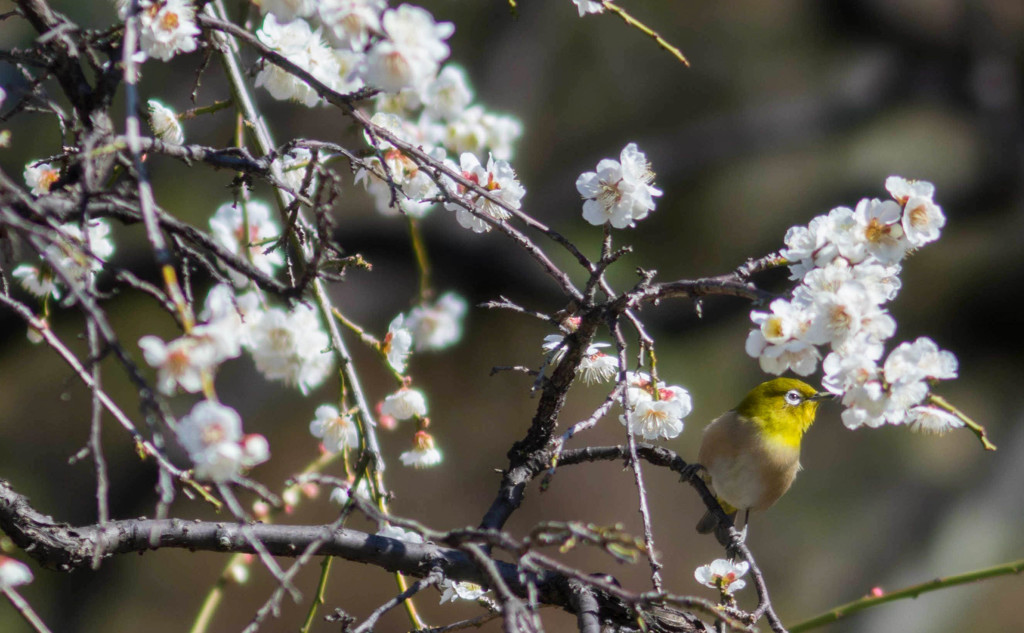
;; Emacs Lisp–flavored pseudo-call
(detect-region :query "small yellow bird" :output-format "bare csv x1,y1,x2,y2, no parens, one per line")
696,377,831,535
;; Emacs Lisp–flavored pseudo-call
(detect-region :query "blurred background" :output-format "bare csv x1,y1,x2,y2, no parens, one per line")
1,0,1022,631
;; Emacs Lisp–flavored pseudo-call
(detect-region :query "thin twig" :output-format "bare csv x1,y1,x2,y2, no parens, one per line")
611,319,663,592
788,559,1024,633
2,588,54,633
350,568,443,633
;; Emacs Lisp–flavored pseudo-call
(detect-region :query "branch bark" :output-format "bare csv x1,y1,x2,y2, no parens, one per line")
0,479,708,632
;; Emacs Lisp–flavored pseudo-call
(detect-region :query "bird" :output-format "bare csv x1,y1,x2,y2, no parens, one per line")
696,377,831,537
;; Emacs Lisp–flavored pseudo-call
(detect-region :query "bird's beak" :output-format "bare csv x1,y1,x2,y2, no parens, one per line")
810,391,834,402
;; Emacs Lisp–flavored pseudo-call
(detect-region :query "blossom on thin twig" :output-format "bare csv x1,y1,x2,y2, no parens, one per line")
309,404,360,453
577,143,662,228
399,430,442,468
694,558,749,594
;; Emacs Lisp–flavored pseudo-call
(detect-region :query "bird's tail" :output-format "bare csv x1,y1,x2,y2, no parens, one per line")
695,510,720,534
696,499,737,534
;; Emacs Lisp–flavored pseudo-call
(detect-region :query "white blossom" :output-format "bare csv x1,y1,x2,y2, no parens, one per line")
572,0,605,16
694,559,749,593
176,400,267,481
138,334,217,395
439,580,486,604
841,197,908,265
255,15,339,107
198,284,261,354
901,195,946,247
330,47,366,94
310,404,360,453
577,143,662,229
136,0,200,62
24,161,60,195
399,430,442,468
423,65,473,121
383,314,414,373
209,200,284,285
12,264,59,300
885,176,935,205
247,304,333,394
330,479,373,506
884,337,958,384
147,99,183,144
404,292,467,351
258,0,317,23
364,4,454,93
428,105,523,161
319,0,385,50
744,299,820,376
380,387,427,420
241,433,270,467
620,376,692,441
906,406,963,435
770,177,957,435
275,147,318,203
578,350,619,384
356,113,444,217
0,556,33,589
444,152,525,233
31,219,115,304
376,524,423,543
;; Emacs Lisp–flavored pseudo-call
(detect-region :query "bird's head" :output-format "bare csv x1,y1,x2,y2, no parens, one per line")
736,378,832,447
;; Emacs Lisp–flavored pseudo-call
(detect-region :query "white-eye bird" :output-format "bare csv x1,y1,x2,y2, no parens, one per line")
696,377,831,535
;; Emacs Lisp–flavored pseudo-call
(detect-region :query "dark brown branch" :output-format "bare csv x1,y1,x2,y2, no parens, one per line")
0,479,708,632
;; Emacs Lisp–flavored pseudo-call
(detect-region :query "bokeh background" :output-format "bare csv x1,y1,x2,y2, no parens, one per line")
1,0,1023,631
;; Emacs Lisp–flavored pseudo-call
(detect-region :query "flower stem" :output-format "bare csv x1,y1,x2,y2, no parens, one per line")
926,393,996,451
600,1,689,67
300,556,333,633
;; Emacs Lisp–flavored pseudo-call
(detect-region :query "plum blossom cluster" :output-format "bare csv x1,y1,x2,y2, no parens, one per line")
176,400,269,481
375,386,444,468
577,143,662,229
337,8,521,220
255,14,361,107
381,292,468,373
140,283,333,396
248,303,334,394
117,0,200,62
209,200,285,286
619,372,693,441
356,85,524,222
746,177,961,432
250,2,488,119
354,112,446,218
442,152,525,233
12,217,114,306
694,558,749,594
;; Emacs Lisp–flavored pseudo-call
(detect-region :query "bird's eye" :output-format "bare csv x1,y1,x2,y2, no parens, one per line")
784,390,803,405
